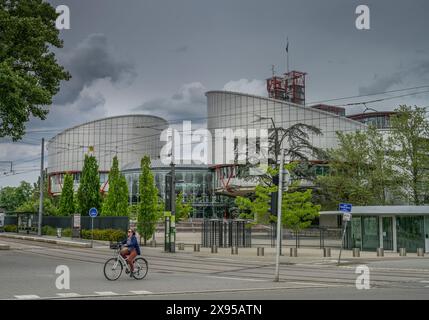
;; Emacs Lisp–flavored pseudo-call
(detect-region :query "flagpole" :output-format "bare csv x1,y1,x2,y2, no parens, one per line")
286,37,289,73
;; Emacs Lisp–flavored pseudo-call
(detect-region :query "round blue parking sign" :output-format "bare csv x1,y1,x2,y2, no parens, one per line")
89,207,98,218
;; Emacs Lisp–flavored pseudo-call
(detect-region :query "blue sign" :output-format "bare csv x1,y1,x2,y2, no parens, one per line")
89,207,98,218
339,203,352,213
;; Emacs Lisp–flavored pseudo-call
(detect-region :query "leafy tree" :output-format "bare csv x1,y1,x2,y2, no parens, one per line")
316,128,399,208
16,173,58,215
388,105,429,205
16,198,58,216
0,181,33,211
137,156,162,245
58,173,75,216
0,0,70,140
281,189,320,247
175,192,193,221
77,155,102,215
102,156,129,216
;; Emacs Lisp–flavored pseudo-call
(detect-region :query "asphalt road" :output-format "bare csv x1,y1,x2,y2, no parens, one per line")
0,237,428,300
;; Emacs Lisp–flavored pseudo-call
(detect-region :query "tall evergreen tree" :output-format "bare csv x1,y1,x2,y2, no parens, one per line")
58,173,75,216
102,156,129,216
77,154,101,215
137,156,161,245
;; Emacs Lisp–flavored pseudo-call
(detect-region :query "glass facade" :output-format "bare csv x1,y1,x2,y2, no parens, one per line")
397,216,425,253
347,215,426,252
123,164,228,219
47,115,168,195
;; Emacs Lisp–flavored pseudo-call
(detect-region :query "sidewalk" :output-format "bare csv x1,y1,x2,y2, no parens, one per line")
0,232,103,248
147,231,428,263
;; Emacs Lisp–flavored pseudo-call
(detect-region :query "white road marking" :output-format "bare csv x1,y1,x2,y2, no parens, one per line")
94,291,118,296
420,280,429,283
56,293,81,297
130,290,152,295
207,276,266,282
15,295,40,299
204,258,235,261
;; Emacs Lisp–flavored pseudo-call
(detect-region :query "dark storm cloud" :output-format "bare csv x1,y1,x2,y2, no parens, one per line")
54,33,135,105
134,82,207,122
359,57,429,96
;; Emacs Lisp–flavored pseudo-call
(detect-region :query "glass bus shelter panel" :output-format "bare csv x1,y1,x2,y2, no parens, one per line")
425,216,429,253
351,216,362,249
362,216,379,250
397,216,425,253
382,217,394,250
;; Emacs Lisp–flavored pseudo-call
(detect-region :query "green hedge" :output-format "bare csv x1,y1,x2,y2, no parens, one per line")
4,225,17,232
81,229,126,242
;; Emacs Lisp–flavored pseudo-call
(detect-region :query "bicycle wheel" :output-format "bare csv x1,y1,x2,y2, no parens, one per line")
104,258,123,281
132,257,148,280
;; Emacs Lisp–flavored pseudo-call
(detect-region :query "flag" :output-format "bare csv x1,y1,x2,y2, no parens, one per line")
286,38,289,53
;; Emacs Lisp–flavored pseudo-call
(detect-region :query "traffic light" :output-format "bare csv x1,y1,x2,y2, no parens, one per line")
269,192,278,216
165,173,172,211
269,174,279,216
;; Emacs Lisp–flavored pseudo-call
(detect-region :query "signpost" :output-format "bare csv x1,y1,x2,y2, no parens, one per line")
72,214,81,238
0,212,4,232
89,208,98,247
337,203,352,265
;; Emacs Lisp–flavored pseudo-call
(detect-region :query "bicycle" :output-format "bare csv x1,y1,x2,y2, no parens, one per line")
103,243,148,281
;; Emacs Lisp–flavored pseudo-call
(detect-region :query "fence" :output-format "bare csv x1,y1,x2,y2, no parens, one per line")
251,224,342,249
202,219,252,248
4,214,129,232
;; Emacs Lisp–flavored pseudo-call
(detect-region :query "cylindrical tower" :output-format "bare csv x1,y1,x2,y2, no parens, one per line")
47,115,168,195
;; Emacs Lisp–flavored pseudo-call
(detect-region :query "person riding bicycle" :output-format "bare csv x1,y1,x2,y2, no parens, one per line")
120,228,141,275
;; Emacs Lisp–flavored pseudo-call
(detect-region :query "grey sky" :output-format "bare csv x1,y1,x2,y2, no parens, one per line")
1,0,429,187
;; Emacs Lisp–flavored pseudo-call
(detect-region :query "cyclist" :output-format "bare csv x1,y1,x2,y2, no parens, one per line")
120,228,141,275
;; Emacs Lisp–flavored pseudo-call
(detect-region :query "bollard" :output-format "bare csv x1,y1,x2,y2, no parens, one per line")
194,244,200,252
178,243,185,250
231,246,238,255
399,248,407,256
211,245,218,254
417,248,424,257
323,247,331,257
257,247,264,256
377,248,384,257
352,248,360,257
290,247,297,257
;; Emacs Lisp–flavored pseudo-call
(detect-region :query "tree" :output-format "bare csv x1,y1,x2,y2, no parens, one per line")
316,127,400,209
102,156,129,216
388,105,429,205
175,192,193,221
0,0,70,140
58,173,75,216
281,189,320,248
0,181,33,212
137,156,161,245
77,155,102,215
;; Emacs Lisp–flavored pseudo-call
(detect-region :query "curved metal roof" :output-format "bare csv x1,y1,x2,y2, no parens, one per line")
48,114,168,143
205,90,368,128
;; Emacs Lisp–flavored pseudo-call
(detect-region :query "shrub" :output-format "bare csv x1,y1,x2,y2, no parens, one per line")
81,229,126,242
4,225,17,232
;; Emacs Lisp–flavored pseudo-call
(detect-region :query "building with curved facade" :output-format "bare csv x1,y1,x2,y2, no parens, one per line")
47,115,168,195
121,160,227,218
206,91,368,195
